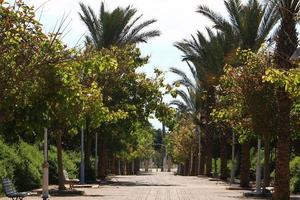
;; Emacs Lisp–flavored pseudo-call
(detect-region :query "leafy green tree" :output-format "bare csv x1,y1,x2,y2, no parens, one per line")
79,2,160,49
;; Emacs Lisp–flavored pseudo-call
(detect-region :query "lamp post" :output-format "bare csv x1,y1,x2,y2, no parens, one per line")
197,126,201,175
42,128,49,200
161,123,166,172
80,126,85,184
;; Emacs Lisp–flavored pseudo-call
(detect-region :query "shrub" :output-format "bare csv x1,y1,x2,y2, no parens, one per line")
0,140,80,193
0,140,19,194
290,156,300,193
14,142,43,191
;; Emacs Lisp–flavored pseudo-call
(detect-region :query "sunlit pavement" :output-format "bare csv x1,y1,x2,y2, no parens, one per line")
1,171,266,200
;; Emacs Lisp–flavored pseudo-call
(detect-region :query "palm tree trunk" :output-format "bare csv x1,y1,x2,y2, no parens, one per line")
56,130,66,190
240,142,250,188
273,2,297,199
274,90,292,200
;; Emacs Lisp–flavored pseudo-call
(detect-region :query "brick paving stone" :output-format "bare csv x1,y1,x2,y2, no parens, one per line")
0,171,268,200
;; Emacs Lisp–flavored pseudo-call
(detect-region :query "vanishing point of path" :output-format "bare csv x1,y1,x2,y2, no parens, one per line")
2,171,264,200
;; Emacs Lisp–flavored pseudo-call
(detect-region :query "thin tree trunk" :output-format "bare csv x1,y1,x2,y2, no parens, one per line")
117,159,121,175
111,155,116,174
134,159,140,174
56,130,66,190
190,149,193,176
205,134,213,177
144,160,149,172
220,134,228,180
240,142,250,188
98,139,108,179
124,161,127,175
199,146,205,175
192,155,198,176
184,159,189,176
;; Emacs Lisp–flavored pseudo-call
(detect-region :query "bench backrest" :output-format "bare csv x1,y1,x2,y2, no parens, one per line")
63,170,69,181
2,178,16,196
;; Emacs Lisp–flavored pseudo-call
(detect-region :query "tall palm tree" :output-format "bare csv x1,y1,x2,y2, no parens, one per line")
170,63,203,176
175,29,230,177
78,1,160,180
273,0,299,199
197,0,279,187
197,0,278,51
79,2,160,49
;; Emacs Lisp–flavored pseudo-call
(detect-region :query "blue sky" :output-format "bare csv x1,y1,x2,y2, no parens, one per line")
19,0,227,129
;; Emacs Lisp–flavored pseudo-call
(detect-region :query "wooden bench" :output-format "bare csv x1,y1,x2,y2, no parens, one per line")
63,170,79,189
2,178,30,200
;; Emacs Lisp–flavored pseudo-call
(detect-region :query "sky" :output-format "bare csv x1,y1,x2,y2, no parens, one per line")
20,0,228,129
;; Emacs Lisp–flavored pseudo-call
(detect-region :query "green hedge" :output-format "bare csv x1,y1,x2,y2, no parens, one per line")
290,156,300,193
0,140,20,194
0,140,80,194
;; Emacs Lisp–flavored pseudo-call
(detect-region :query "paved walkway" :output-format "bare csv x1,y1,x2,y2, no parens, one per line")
1,171,265,200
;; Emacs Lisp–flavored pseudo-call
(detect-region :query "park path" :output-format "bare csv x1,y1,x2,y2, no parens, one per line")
1,171,264,200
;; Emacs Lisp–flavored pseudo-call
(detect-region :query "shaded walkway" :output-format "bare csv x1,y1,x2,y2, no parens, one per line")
1,171,266,200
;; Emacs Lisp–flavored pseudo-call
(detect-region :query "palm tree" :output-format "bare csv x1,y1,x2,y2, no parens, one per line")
273,1,299,199
197,0,278,51
197,0,279,187
175,29,230,177
79,2,160,49
170,63,202,175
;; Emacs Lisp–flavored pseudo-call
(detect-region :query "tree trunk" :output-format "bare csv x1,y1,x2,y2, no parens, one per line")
126,162,131,175
98,139,108,179
56,130,66,190
117,159,121,175
199,146,205,175
263,133,271,190
274,90,292,200
124,161,127,175
240,142,250,188
189,150,193,176
192,155,198,176
220,133,228,180
84,133,92,180
272,2,297,199
167,157,172,172
111,155,116,174
120,160,125,175
184,159,189,176
144,160,149,172
205,134,213,177
134,159,140,174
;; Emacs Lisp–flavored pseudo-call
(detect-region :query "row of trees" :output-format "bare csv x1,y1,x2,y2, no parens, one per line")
168,0,299,199
0,0,172,192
